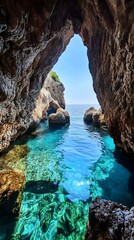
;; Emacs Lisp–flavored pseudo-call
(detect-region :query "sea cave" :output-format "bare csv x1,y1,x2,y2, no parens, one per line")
0,0,134,239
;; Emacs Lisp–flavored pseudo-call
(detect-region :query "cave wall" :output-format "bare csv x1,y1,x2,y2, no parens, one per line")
79,0,134,153
0,0,74,151
0,0,134,153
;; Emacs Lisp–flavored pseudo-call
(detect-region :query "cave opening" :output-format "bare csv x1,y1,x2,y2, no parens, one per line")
52,34,99,106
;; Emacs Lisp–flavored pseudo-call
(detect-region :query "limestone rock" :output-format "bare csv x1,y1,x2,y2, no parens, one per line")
85,198,134,240
84,107,106,127
45,72,65,109
49,108,70,127
32,72,65,123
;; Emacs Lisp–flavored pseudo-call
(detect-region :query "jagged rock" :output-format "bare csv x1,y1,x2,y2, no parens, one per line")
0,1,133,153
32,72,65,124
84,107,106,127
0,170,25,218
0,144,29,218
45,72,65,109
85,198,134,240
49,108,70,127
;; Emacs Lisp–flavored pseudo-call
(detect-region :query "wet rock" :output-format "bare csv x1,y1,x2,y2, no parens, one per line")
0,170,25,218
0,144,29,218
49,108,70,127
84,107,106,127
85,198,134,240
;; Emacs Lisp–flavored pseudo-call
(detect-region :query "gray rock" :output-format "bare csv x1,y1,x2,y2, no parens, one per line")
85,198,134,240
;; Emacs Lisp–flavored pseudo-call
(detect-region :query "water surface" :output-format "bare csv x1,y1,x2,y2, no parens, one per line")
1,104,134,240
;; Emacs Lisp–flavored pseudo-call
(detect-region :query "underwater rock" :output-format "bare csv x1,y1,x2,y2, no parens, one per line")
84,107,106,127
0,170,25,218
13,191,88,239
0,144,29,218
49,108,70,127
85,198,134,240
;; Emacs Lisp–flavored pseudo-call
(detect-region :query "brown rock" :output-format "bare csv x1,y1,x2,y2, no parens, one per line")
84,107,96,124
0,144,29,218
84,107,106,127
0,170,25,218
49,108,70,127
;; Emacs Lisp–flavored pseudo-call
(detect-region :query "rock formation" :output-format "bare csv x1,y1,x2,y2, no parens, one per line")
85,198,134,240
84,107,106,127
0,144,29,218
45,72,65,109
0,0,133,153
49,107,70,127
32,71,66,124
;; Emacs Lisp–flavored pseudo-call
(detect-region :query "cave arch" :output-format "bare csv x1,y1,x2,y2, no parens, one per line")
0,0,134,153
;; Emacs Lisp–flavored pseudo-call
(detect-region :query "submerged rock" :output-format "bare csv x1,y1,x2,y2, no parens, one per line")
85,198,134,240
0,144,29,218
0,170,25,218
49,108,70,127
13,191,88,240
84,107,106,127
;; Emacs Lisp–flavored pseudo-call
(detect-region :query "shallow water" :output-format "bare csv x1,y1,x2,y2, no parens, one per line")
1,104,134,240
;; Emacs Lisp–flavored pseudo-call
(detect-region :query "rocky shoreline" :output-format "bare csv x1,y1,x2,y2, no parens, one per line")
85,198,134,240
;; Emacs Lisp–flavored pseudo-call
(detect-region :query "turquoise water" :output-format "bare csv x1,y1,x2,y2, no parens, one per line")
1,104,134,240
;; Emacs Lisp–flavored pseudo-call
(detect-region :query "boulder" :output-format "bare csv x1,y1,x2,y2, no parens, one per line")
84,107,106,127
49,108,70,127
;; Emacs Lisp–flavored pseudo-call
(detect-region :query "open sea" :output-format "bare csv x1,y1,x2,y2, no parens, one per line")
0,104,134,240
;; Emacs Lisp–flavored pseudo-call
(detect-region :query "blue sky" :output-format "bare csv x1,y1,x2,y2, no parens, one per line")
53,35,98,104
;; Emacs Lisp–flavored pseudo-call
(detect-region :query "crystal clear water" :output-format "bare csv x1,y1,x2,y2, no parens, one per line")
1,104,134,240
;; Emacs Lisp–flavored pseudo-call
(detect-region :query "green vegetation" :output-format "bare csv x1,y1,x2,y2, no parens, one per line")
50,70,60,82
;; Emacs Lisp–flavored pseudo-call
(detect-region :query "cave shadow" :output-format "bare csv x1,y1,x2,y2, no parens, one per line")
93,145,134,207
0,119,69,157
114,147,134,199
84,123,134,207
25,180,60,194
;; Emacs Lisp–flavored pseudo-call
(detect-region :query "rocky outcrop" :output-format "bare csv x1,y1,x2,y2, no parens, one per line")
85,198,134,240
84,107,106,127
45,72,65,109
0,145,29,218
0,0,134,153
32,71,65,123
49,108,70,127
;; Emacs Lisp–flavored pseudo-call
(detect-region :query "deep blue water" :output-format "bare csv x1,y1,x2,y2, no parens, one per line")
1,104,134,240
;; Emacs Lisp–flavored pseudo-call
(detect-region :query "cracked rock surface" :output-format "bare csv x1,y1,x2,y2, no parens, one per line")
85,198,134,240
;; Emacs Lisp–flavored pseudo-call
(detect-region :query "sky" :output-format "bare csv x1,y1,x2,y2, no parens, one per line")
52,34,99,105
